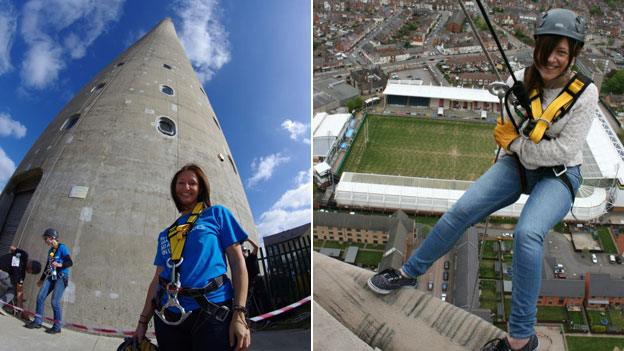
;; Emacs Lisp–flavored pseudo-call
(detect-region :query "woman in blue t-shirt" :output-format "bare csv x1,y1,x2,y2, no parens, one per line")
135,163,251,351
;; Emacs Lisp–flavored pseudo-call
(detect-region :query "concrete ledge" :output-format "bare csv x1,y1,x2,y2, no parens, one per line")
314,251,504,350
314,301,375,351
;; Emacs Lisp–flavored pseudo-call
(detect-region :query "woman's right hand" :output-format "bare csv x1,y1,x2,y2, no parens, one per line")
134,321,147,341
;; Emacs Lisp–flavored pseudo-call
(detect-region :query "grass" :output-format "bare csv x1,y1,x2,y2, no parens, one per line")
567,336,624,351
354,250,383,267
587,310,611,329
608,308,624,331
536,306,567,322
480,240,498,259
568,311,586,325
597,227,618,254
322,241,348,249
341,115,496,180
479,259,497,279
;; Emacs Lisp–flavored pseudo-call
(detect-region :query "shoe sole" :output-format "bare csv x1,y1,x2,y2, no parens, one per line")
367,277,392,295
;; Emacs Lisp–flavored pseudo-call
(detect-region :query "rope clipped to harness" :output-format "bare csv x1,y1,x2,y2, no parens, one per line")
154,202,205,326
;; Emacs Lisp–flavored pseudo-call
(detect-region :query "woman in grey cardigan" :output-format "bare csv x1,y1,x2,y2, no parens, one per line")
368,8,597,351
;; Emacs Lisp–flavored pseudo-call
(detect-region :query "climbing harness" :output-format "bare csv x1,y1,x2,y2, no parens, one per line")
523,72,592,143
153,202,230,326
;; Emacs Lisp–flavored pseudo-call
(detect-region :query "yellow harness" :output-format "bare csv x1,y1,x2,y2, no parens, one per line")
525,72,592,143
167,202,205,262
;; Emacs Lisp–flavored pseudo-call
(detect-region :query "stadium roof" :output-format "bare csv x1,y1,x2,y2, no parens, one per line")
585,105,624,183
383,81,499,103
335,172,607,221
313,112,351,138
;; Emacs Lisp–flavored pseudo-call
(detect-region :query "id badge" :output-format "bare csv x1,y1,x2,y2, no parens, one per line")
11,256,20,267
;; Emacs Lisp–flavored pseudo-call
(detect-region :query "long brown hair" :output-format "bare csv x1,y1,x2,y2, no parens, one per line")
170,163,212,212
524,35,583,93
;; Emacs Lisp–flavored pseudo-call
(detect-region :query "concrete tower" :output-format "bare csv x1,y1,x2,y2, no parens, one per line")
0,18,258,327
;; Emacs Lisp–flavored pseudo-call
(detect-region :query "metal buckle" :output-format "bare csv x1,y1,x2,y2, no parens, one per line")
535,117,552,127
154,257,191,325
553,165,567,177
154,284,192,326
488,81,509,99
214,305,230,322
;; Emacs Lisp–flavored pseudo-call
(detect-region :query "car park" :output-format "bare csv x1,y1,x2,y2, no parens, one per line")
428,280,434,291
444,260,450,270
592,253,598,264
441,282,448,292
442,271,449,281
617,256,623,264
441,293,447,301
610,255,616,264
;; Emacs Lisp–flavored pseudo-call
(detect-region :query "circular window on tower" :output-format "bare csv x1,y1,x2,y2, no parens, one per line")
160,85,175,96
60,113,81,131
90,82,106,93
157,117,176,136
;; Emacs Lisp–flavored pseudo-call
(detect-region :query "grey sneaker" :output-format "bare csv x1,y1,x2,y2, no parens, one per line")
367,268,417,294
481,334,539,351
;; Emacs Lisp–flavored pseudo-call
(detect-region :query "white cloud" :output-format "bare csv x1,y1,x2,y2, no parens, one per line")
0,147,16,192
0,1,17,75
281,119,310,144
0,113,27,139
20,40,65,88
20,0,124,88
247,153,290,187
256,170,311,237
174,0,230,83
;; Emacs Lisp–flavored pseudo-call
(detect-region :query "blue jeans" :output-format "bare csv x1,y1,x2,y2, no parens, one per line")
402,156,581,338
34,277,67,330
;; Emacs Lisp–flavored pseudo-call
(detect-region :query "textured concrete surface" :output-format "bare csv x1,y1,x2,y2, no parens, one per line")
314,301,374,351
314,251,505,351
0,314,310,351
0,17,258,329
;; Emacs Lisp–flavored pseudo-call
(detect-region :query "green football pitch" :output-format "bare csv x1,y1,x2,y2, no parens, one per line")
341,115,498,181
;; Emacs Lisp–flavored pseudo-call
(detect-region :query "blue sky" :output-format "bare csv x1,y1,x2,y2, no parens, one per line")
0,0,311,238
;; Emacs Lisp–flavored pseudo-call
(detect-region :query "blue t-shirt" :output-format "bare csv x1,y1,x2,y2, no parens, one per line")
154,205,248,311
48,243,71,278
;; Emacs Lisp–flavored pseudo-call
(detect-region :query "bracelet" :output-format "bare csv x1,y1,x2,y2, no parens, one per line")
232,304,247,315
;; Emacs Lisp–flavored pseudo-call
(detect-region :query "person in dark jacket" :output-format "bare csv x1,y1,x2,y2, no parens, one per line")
0,246,41,315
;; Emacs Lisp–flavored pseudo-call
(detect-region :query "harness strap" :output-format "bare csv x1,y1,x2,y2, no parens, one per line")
167,203,205,262
158,274,226,296
526,73,591,144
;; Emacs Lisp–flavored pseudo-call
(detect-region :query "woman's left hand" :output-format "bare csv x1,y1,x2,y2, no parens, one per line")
229,312,251,351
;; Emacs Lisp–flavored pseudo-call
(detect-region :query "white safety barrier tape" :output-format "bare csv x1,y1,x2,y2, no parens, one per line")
248,296,311,322
0,295,311,336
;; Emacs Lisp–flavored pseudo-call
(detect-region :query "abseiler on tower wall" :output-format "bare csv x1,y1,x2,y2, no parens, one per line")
0,18,258,328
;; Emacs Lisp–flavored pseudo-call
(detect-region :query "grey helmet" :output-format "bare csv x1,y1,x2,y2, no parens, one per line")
535,9,586,45
42,228,59,239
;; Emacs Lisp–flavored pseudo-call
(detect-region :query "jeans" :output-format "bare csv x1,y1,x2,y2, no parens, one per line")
34,277,67,330
402,156,581,338
154,301,233,351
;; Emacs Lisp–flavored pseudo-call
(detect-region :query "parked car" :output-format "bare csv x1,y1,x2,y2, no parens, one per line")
442,271,449,281
617,256,622,264
444,260,450,270
554,263,564,270
441,282,448,292
610,255,616,264
554,267,565,274
428,280,434,291
556,272,567,279
441,293,447,301
592,253,598,264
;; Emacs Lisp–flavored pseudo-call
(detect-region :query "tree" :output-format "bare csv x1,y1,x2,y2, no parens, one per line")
602,70,624,95
346,96,363,112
